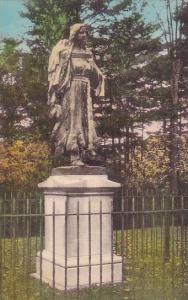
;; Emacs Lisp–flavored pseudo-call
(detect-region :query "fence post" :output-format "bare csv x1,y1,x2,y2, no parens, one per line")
163,195,170,261
39,195,43,298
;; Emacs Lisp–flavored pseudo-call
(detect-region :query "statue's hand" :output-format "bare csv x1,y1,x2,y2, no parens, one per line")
48,104,62,119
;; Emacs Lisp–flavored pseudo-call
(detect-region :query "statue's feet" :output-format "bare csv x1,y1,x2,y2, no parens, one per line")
71,159,85,166
89,150,97,157
70,154,85,166
84,150,104,166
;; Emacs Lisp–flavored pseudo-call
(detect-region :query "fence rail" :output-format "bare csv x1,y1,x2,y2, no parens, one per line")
0,192,188,299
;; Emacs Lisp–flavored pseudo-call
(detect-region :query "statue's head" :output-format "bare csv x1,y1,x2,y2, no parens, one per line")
69,23,89,47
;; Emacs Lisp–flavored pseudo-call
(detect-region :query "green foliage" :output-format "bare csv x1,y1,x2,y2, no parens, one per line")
22,0,84,49
20,50,51,141
0,39,29,140
0,38,22,73
91,1,161,149
0,39,51,141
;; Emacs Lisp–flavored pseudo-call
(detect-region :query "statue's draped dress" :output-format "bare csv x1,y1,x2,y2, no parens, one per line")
51,49,102,156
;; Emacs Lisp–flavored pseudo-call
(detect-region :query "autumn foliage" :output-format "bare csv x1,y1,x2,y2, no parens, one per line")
130,137,169,187
0,140,51,191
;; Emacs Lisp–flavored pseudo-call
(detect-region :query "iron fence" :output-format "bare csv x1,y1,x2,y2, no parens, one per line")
0,192,188,299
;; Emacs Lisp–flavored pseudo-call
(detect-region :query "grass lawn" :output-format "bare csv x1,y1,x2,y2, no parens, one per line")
1,227,188,300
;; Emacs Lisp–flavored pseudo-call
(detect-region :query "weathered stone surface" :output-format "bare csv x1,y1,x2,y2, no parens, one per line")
32,169,122,290
38,167,120,192
51,166,107,176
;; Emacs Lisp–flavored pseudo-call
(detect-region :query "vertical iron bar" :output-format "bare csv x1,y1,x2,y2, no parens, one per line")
135,197,139,257
164,195,170,261
171,196,175,295
15,197,19,266
23,198,26,282
111,199,114,284
152,196,155,255
175,196,179,257
35,197,38,254
145,196,149,256
21,197,25,293
10,196,13,295
154,197,158,256
152,196,156,293
88,200,91,287
39,196,43,289
3,197,6,269
132,197,135,259
141,196,145,258
115,196,118,255
180,195,185,291
121,191,125,282
52,201,56,295
162,195,166,296
125,195,129,260
29,197,32,273
183,196,187,258
28,197,32,269
26,197,30,299
160,195,164,257
77,201,80,290
10,195,14,299
99,200,102,286
64,198,68,292
184,196,187,258
12,197,16,299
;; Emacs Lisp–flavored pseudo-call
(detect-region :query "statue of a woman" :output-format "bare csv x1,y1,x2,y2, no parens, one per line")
48,23,104,166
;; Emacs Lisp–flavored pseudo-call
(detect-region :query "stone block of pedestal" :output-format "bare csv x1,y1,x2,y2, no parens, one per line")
32,166,123,290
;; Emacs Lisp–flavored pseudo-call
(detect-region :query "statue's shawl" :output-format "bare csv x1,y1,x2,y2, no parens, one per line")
48,39,73,99
48,24,86,98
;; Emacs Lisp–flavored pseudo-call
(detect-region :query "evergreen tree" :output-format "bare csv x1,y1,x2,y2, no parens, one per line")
85,2,161,184
20,0,161,181
149,0,188,193
0,38,28,140
22,0,84,50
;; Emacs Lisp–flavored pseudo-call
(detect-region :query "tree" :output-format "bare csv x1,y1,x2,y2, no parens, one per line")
0,38,51,142
0,38,28,140
22,0,84,50
86,2,161,185
149,0,188,193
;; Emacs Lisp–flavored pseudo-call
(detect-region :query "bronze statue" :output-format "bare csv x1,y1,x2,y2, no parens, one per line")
48,23,105,166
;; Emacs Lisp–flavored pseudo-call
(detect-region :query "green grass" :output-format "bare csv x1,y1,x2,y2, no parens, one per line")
1,227,188,300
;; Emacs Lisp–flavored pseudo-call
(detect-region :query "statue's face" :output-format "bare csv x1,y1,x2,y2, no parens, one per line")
77,26,88,45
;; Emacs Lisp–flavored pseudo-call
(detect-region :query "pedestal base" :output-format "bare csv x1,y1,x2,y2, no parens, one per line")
32,250,122,290
33,166,123,291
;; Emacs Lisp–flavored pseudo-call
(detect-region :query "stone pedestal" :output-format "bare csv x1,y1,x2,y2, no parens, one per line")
32,166,123,290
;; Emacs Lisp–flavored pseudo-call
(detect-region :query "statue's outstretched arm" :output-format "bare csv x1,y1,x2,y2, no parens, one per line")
91,59,105,98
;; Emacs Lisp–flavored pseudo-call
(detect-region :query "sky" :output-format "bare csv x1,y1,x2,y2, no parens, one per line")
0,0,169,44
0,0,32,42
